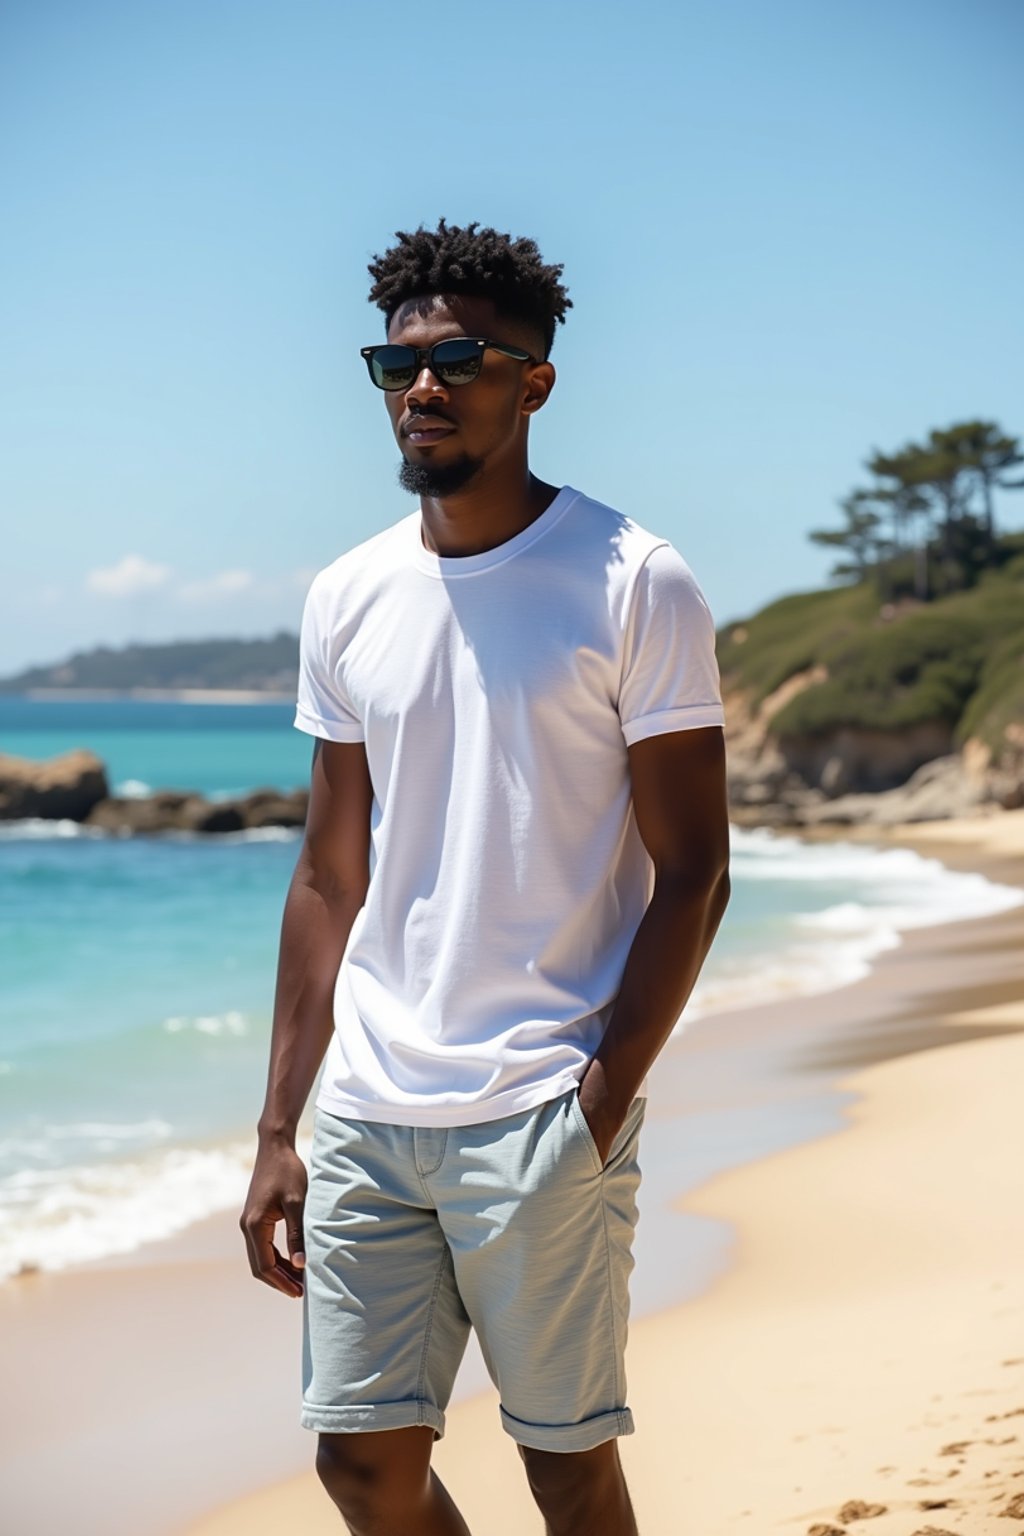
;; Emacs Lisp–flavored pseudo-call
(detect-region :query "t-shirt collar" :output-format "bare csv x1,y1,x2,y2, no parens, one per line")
411,485,579,578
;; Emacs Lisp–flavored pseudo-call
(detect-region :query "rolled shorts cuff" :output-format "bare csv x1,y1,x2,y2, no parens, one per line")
300,1399,447,1439
499,1404,635,1452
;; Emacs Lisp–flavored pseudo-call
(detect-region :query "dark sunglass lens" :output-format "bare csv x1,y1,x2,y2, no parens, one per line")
433,339,482,385
371,346,416,390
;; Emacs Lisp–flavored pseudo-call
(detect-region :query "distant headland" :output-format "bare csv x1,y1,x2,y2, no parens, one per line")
0,632,299,696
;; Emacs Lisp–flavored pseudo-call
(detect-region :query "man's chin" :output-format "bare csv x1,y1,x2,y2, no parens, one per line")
397,452,484,499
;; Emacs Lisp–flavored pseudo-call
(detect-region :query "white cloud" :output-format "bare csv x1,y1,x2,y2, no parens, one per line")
79,559,301,610
86,555,172,597
176,568,255,603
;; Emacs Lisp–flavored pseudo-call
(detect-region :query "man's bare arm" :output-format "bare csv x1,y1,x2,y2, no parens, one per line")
578,725,731,1161
239,737,372,1297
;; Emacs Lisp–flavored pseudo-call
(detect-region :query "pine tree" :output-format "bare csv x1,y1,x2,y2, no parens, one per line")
930,420,1024,539
809,493,888,582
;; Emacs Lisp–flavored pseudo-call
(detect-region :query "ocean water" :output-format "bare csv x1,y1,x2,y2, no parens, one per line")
0,695,309,798
1,696,1021,1281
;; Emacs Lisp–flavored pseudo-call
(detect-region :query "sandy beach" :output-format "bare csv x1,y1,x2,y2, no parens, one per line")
4,811,1024,1536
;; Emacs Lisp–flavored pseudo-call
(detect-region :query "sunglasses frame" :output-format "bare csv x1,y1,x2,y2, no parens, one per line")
360,336,535,391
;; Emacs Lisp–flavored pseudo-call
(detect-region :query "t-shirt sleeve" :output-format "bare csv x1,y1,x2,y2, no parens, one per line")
293,575,365,743
617,543,726,747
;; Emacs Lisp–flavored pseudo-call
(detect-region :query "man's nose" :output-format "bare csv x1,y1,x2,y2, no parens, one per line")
404,364,449,408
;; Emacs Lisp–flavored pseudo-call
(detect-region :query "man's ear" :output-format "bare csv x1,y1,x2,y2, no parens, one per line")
522,361,556,416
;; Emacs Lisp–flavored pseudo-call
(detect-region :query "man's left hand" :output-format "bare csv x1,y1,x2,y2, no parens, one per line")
577,1063,628,1168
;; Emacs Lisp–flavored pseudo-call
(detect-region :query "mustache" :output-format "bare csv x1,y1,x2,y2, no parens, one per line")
402,409,456,434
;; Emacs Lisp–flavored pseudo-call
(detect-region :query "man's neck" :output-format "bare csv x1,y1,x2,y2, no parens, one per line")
419,467,561,559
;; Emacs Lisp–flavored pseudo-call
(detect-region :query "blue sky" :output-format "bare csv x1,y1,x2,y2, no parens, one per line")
1,0,1022,675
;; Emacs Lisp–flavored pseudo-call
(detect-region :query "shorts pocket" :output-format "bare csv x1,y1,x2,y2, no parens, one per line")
569,1088,646,1176
569,1087,604,1174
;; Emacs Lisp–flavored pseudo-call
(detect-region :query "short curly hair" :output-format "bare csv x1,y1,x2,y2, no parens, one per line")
367,219,572,358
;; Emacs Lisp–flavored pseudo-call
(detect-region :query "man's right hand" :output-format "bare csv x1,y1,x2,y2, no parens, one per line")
239,1141,309,1299
242,740,372,1299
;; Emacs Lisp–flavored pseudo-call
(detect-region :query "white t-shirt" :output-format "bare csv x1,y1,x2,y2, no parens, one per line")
294,484,725,1126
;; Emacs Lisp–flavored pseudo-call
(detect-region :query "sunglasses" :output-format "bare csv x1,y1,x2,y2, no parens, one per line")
360,336,535,392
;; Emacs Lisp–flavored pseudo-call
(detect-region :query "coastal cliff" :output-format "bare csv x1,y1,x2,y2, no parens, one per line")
722,547,1024,826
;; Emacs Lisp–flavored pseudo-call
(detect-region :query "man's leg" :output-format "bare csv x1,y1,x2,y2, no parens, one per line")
302,1111,473,1530
519,1441,638,1536
438,1090,647,1530
316,1426,471,1536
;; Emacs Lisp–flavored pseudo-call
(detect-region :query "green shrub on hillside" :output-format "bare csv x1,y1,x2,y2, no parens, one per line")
720,535,1024,747
768,608,986,736
955,578,1024,753
716,584,875,704
946,563,1024,752
960,648,1024,754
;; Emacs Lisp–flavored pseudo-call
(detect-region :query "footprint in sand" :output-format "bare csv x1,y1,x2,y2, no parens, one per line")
806,1497,887,1531
836,1499,887,1520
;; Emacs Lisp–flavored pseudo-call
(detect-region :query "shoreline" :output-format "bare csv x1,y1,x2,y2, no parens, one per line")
3,811,1024,1534
3,818,1017,1288
7,688,296,703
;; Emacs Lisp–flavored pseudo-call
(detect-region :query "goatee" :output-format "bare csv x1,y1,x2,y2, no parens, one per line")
398,453,484,499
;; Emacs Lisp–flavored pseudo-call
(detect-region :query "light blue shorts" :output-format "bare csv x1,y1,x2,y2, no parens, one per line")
301,1084,646,1452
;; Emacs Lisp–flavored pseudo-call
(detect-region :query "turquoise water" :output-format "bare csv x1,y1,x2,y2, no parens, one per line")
1,695,1020,1279
2,828,292,1144
0,696,310,796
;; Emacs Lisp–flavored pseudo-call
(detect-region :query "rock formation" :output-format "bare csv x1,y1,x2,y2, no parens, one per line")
83,788,309,835
723,676,1021,828
0,749,108,820
0,752,307,832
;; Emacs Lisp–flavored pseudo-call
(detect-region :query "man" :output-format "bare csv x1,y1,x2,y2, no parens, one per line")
241,218,731,1536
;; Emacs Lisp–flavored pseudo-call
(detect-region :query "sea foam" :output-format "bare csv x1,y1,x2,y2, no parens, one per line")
0,1132,313,1281
681,826,1023,1023
114,778,153,797
0,818,107,840
161,1010,250,1035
